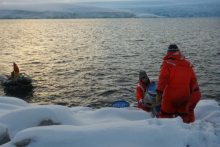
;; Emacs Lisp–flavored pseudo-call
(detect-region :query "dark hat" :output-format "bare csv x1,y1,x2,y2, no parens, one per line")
167,44,179,54
139,70,148,79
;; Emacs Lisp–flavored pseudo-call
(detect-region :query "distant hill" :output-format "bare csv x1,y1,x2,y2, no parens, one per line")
125,2,220,17
0,1,220,19
78,0,220,18
0,3,137,19
0,10,137,19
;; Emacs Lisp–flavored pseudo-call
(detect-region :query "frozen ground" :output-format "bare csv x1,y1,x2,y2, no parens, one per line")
0,96,220,147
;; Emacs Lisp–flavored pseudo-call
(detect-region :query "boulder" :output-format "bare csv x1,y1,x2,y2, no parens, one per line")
38,119,60,126
14,139,31,147
0,123,11,145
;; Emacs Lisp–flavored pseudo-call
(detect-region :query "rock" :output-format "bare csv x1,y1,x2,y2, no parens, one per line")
38,119,60,126
14,139,31,147
0,123,11,145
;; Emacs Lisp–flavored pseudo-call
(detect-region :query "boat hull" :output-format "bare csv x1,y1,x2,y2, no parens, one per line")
0,73,32,87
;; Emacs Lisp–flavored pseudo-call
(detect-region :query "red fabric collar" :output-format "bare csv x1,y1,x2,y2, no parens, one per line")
139,80,147,89
163,50,185,61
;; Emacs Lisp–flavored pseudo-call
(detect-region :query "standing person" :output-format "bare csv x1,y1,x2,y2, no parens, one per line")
156,44,197,123
136,70,153,112
188,82,201,123
12,62,20,79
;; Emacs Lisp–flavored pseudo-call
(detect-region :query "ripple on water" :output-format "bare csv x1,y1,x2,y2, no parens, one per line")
0,18,220,108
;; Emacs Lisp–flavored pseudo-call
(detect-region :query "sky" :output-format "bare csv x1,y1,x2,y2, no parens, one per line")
0,0,130,4
0,0,217,5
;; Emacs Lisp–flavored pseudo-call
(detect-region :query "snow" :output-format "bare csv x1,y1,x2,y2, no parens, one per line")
125,2,220,18
0,96,220,147
0,1,220,18
0,3,136,19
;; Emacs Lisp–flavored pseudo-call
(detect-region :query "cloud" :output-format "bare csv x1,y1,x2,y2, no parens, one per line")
0,0,98,4
0,0,216,6
0,0,65,4
0,0,129,4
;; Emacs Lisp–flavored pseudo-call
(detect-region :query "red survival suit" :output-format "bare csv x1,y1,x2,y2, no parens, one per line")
157,50,197,123
13,63,20,79
136,79,150,112
188,82,201,122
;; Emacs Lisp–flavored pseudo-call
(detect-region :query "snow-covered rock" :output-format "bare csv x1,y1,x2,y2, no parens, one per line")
0,123,11,146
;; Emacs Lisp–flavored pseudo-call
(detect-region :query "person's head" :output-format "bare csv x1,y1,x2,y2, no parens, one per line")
167,44,179,54
139,70,149,84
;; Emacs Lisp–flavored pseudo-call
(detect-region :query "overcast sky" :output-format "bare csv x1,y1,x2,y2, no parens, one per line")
0,0,216,6
0,0,179,5
0,0,130,4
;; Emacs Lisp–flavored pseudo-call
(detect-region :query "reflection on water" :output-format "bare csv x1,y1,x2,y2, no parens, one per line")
0,18,220,108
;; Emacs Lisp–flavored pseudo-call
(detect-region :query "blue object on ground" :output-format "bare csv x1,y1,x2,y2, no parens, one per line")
112,100,130,108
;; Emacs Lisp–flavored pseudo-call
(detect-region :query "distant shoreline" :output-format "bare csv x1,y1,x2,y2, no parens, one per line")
0,17,220,19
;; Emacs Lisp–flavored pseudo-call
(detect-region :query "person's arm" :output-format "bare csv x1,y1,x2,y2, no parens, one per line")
156,61,169,102
190,69,197,93
136,87,150,111
157,61,170,92
136,87,144,104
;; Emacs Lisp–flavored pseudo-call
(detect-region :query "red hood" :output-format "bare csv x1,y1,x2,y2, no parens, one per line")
163,50,185,61
163,50,193,68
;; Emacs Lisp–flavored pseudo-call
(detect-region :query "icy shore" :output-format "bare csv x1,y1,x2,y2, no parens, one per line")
0,96,220,147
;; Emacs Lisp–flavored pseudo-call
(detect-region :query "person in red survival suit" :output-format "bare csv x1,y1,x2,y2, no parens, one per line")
8,63,20,80
13,63,20,78
136,70,154,112
188,82,201,123
155,44,197,123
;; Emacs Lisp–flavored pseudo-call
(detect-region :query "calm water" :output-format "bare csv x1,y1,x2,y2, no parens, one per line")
0,18,220,108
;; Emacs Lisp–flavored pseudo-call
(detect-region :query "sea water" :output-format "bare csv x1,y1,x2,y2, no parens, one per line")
0,18,220,108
